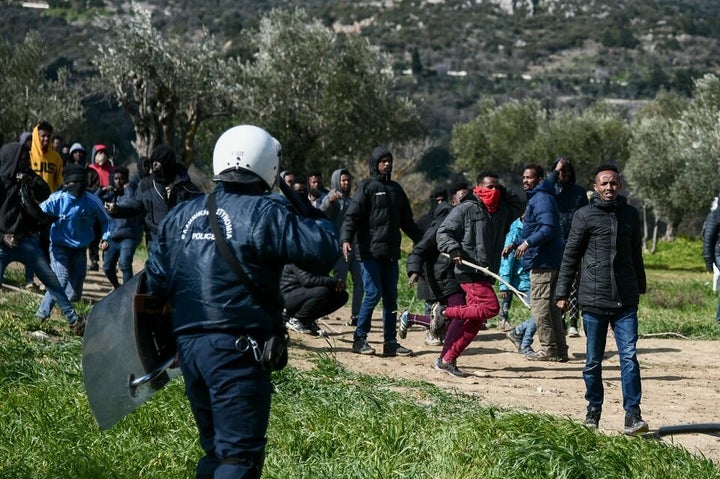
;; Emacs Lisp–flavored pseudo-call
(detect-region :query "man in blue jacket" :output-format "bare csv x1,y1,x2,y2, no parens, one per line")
145,125,340,479
503,163,567,362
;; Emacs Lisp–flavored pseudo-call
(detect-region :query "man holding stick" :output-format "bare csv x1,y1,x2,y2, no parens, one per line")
434,171,522,376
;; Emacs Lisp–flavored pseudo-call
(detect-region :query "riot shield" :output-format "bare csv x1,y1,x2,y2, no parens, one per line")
82,270,179,429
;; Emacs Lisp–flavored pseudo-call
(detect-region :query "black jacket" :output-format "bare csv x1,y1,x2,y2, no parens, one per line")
0,142,51,236
436,188,522,283
406,202,460,301
551,159,589,241
280,264,337,293
703,208,720,270
556,193,646,313
339,147,422,260
114,166,202,243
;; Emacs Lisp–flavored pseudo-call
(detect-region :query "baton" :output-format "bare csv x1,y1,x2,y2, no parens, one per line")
441,253,530,309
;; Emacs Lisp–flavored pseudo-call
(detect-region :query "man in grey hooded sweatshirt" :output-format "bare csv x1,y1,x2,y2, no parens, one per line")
321,168,363,325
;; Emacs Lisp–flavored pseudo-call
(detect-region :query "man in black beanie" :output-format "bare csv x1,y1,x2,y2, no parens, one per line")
108,144,202,249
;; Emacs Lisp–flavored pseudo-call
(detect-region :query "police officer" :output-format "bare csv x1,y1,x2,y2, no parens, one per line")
145,125,340,478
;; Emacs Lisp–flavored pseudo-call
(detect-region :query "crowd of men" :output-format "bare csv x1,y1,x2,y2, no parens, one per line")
0,121,652,478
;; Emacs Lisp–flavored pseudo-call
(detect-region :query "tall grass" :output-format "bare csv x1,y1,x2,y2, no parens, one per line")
1,238,719,477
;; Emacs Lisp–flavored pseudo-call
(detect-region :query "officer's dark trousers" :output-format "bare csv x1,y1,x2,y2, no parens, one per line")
283,285,348,325
177,332,272,479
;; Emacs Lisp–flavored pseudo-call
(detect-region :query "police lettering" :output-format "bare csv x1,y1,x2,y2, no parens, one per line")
191,232,215,240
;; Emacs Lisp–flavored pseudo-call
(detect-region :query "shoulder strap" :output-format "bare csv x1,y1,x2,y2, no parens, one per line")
206,192,262,301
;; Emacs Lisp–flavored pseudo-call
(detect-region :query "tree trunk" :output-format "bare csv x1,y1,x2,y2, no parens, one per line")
651,218,659,254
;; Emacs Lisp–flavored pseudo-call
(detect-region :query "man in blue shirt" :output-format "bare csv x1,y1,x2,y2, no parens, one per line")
35,163,113,325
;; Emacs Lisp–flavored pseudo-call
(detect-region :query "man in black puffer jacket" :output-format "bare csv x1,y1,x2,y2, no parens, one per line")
340,146,423,357
556,164,648,436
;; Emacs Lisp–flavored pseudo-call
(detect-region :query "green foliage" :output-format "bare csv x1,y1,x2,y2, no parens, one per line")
239,9,423,174
93,7,241,165
449,98,630,183
626,75,720,231
0,32,84,141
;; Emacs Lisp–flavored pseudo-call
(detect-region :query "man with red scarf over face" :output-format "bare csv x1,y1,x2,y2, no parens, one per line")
435,172,522,376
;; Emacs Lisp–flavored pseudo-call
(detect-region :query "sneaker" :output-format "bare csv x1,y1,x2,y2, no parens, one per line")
24,282,39,292
69,316,86,337
567,326,580,337
624,409,649,436
520,346,535,356
383,340,413,357
497,319,513,332
584,406,602,429
424,330,443,346
307,321,328,338
398,310,410,339
526,349,560,362
506,329,523,352
434,357,468,377
346,315,358,327
287,318,311,334
352,339,375,355
429,302,447,337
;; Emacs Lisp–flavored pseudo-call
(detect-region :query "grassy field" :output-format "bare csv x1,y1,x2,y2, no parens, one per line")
1,239,719,478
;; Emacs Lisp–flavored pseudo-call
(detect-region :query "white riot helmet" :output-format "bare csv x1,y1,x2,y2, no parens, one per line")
212,125,280,189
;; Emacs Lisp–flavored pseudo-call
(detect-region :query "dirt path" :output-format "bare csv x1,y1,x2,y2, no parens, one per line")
288,306,720,463
41,262,719,463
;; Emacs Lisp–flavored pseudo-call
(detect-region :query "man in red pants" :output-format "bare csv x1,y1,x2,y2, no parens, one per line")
434,171,522,376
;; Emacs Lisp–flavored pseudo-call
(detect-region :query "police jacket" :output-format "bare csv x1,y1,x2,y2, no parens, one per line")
339,147,422,261
556,193,646,313
436,189,522,284
280,264,337,294
519,178,564,271
145,182,340,337
406,202,460,301
703,208,720,269
115,166,202,244
0,142,51,236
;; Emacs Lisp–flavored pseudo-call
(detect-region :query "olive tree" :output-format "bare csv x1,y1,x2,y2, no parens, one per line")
625,82,720,240
449,97,542,176
0,32,83,140
93,7,240,166
239,9,423,174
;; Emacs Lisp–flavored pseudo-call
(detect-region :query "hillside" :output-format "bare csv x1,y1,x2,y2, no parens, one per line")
3,0,720,134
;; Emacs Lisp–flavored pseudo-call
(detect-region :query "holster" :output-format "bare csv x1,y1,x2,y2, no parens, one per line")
259,328,289,371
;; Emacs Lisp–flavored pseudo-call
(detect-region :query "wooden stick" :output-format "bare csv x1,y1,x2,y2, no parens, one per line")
441,253,530,309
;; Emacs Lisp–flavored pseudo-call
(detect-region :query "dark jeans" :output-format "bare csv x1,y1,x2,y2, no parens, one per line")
88,219,102,265
355,258,399,343
333,255,363,317
283,285,348,325
583,307,642,412
0,235,79,323
102,237,139,288
177,332,272,479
